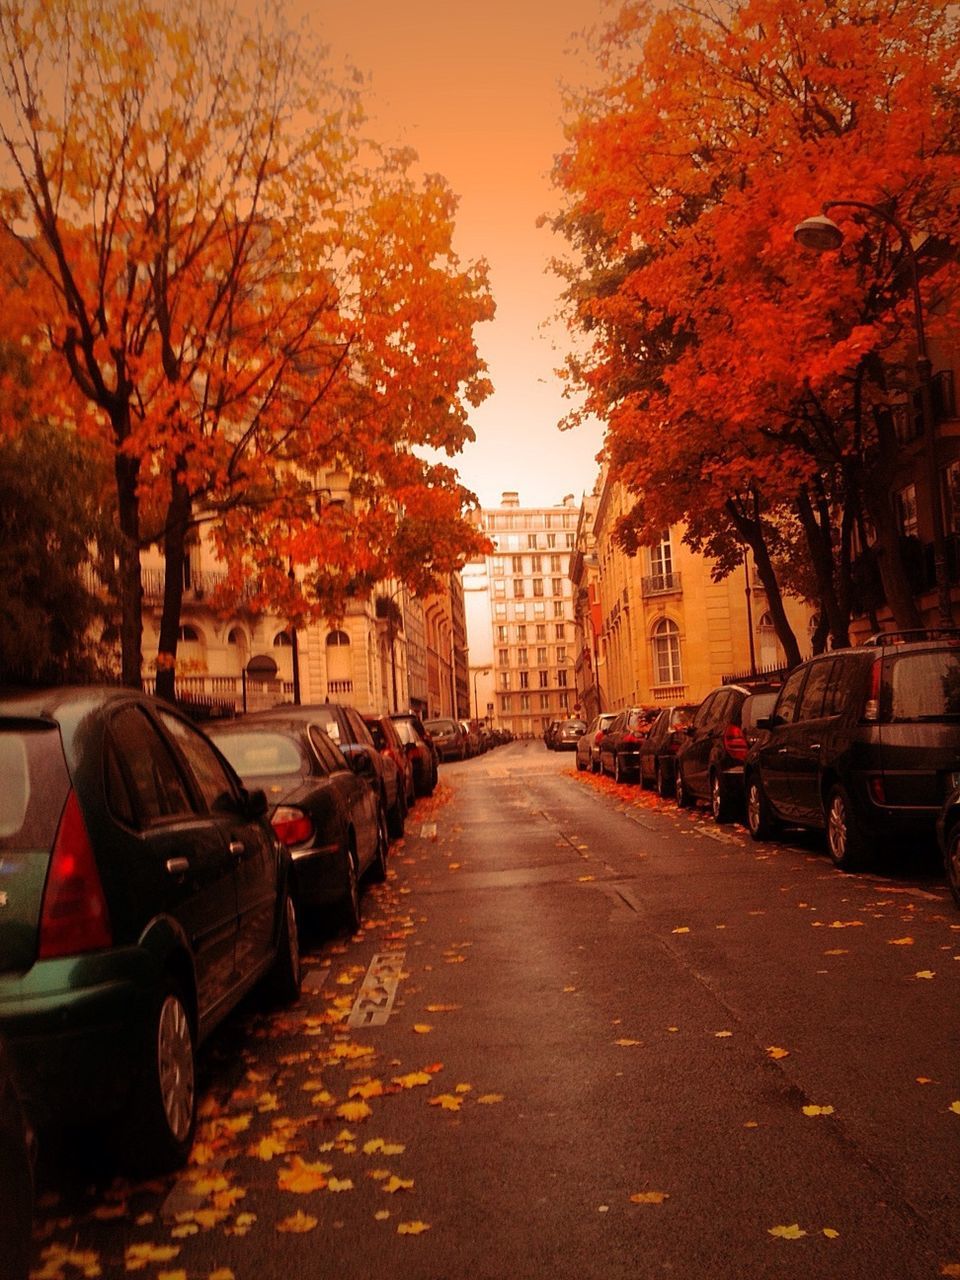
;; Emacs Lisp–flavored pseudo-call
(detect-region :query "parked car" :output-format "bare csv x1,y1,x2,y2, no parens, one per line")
207,715,388,932
576,712,617,773
460,720,483,757
364,714,416,809
676,683,780,821
0,1036,34,1280
263,702,406,839
637,704,698,796
543,720,562,750
599,707,660,781
390,713,438,796
0,686,301,1174
936,791,960,907
554,717,587,751
424,717,468,762
745,631,960,871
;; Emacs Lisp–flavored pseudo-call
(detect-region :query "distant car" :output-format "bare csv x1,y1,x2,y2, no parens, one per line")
637,704,698,796
364,714,416,809
259,703,406,839
460,720,483,757
554,718,587,751
424,717,468,762
0,1036,33,1280
600,707,660,781
746,631,960,872
390,713,438,796
676,683,780,821
0,686,300,1174
543,720,562,750
208,716,388,932
576,712,617,772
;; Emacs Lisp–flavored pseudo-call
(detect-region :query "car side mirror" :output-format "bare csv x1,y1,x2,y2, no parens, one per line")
342,743,374,776
243,787,268,819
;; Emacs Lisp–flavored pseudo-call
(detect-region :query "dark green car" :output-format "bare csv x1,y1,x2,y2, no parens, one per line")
0,687,301,1172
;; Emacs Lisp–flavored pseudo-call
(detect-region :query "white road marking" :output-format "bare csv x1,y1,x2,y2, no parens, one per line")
347,951,406,1027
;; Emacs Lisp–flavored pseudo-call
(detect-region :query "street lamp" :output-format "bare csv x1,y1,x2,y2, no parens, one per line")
794,200,953,625
472,666,491,723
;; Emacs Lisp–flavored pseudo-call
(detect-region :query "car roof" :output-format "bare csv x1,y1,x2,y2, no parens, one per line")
0,684,152,724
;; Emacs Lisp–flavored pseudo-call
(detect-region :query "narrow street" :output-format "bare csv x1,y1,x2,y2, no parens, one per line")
34,741,960,1280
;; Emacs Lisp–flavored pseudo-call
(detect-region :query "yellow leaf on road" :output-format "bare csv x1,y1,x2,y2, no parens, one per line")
397,1221,431,1235
802,1105,835,1116
413,1024,433,1034
276,1211,318,1234
630,1191,669,1204
363,1138,406,1155
250,1135,289,1161
349,1080,385,1100
822,1228,840,1239
426,1004,460,1012
672,927,690,934
374,1209,390,1220
714,1030,733,1038
429,1093,463,1111
949,1101,960,1115
915,970,936,980
327,1177,354,1192
277,1157,332,1194
125,1244,181,1271
889,937,914,945
766,1046,790,1059
768,1224,807,1239
336,1100,373,1122
392,1071,431,1089
384,1176,414,1193
477,1094,504,1104
615,1038,642,1046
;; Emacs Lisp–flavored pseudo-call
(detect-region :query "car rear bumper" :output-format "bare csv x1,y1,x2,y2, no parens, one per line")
290,842,350,908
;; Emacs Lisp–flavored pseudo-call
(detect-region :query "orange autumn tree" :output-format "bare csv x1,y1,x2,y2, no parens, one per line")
0,0,492,694
550,0,960,658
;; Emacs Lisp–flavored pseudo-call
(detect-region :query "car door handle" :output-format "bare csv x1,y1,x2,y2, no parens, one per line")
809,743,821,752
777,747,789,754
165,857,190,875
229,840,245,856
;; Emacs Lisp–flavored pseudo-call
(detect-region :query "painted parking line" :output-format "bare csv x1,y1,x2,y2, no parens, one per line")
347,951,406,1028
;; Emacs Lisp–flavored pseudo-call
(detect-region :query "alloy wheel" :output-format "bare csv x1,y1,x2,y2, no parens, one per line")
156,994,194,1145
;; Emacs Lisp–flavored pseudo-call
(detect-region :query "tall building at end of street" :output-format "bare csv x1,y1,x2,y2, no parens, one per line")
466,492,581,738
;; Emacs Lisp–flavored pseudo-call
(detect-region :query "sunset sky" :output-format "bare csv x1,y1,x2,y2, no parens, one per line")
316,0,609,510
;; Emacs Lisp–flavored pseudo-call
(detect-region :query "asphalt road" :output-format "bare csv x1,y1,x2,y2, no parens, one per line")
32,740,960,1279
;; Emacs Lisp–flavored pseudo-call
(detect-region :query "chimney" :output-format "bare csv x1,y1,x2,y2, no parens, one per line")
501,491,520,508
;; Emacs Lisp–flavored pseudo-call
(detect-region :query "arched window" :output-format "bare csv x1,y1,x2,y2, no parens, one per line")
326,629,352,685
227,627,248,671
326,630,350,647
178,625,200,643
652,618,682,685
273,630,292,647
758,611,778,670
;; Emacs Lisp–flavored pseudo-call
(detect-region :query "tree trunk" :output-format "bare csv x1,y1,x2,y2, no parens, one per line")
861,410,924,632
796,485,849,649
725,495,802,671
114,450,143,689
155,476,192,705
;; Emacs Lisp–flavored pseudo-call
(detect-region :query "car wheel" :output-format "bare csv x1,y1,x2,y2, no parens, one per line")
387,786,405,840
745,775,778,841
369,805,389,882
268,891,302,1005
591,755,600,774
710,771,734,823
826,784,872,871
675,767,694,808
614,753,624,783
341,844,362,933
944,824,960,909
576,752,586,771
125,982,196,1173
656,762,673,800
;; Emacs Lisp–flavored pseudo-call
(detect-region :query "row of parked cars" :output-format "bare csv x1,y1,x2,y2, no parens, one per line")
0,685,446,1269
575,630,960,905
424,716,513,761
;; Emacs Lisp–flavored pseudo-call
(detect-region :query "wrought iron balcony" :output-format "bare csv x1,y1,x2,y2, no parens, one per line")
641,571,682,596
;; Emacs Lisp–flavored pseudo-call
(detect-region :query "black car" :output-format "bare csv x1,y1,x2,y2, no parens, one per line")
745,631,960,871
390,713,439,797
208,716,388,932
675,683,780,821
0,1036,33,1280
424,717,468,762
637,704,698,796
0,687,300,1174
599,707,660,781
554,718,587,751
252,703,406,839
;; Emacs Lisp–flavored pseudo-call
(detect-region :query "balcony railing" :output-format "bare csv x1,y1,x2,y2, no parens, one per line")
651,683,687,702
142,673,296,716
641,571,682,596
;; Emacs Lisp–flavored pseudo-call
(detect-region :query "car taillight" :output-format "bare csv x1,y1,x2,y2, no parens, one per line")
868,776,886,804
271,806,314,847
863,658,882,722
38,789,112,959
595,731,605,743
723,724,748,761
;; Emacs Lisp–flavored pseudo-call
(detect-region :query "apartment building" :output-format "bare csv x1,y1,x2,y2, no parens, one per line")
468,492,580,738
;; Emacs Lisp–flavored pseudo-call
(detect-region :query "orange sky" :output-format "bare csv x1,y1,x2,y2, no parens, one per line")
315,0,609,510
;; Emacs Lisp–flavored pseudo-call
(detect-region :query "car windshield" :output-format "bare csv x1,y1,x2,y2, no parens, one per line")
0,724,70,852
365,721,387,750
393,720,419,745
209,731,303,778
627,709,657,730
885,649,960,720
425,719,455,734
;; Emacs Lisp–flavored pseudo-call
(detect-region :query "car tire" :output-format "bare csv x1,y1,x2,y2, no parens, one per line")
614,753,624,784
370,805,389,882
944,824,960,909
268,891,302,1005
745,774,778,840
710,770,734,823
341,844,361,933
124,981,196,1173
656,762,673,800
826,784,872,872
675,767,694,808
387,786,405,840
576,753,586,772
591,756,600,774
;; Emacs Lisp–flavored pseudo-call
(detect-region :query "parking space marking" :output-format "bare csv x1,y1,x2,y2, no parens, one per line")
347,951,406,1027
420,822,437,839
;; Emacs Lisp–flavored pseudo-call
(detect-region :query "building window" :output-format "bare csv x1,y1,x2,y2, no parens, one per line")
517,647,528,665
536,646,548,664
491,560,504,576
493,579,506,597
550,555,562,572
536,624,547,641
758,612,778,670
516,624,527,642
514,603,526,620
528,534,539,550
496,625,508,642
538,670,549,688
520,693,531,711
565,533,575,548
498,648,509,665
273,630,292,647
494,602,507,620
532,578,544,597
553,601,564,618
652,618,682,685
539,693,550,710
519,670,530,689
896,483,919,538
512,578,525,598
556,647,567,664
944,462,960,535
550,578,561,597
559,691,569,710
499,672,511,690
555,623,566,640
546,533,556,549
180,625,201,643
500,696,511,713
557,670,568,687
534,602,546,619
511,555,523,573
544,513,553,529
531,555,542,572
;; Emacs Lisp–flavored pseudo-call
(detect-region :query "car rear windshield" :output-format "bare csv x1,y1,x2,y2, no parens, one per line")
627,709,658,730
365,721,387,750
425,720,455,734
393,720,418,745
210,731,304,778
0,722,70,853
884,649,960,720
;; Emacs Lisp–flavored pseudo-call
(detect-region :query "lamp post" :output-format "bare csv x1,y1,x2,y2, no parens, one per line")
472,666,491,723
287,561,301,706
794,200,952,625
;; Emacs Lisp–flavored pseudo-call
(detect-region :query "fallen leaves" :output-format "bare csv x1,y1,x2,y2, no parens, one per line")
383,1175,414,1194
429,1093,464,1112
915,970,936,980
397,1221,431,1235
630,1191,669,1204
336,1100,373,1122
277,1157,332,1194
766,1046,790,1060
768,1223,807,1239
125,1243,181,1270
802,1105,835,1117
275,1211,318,1234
